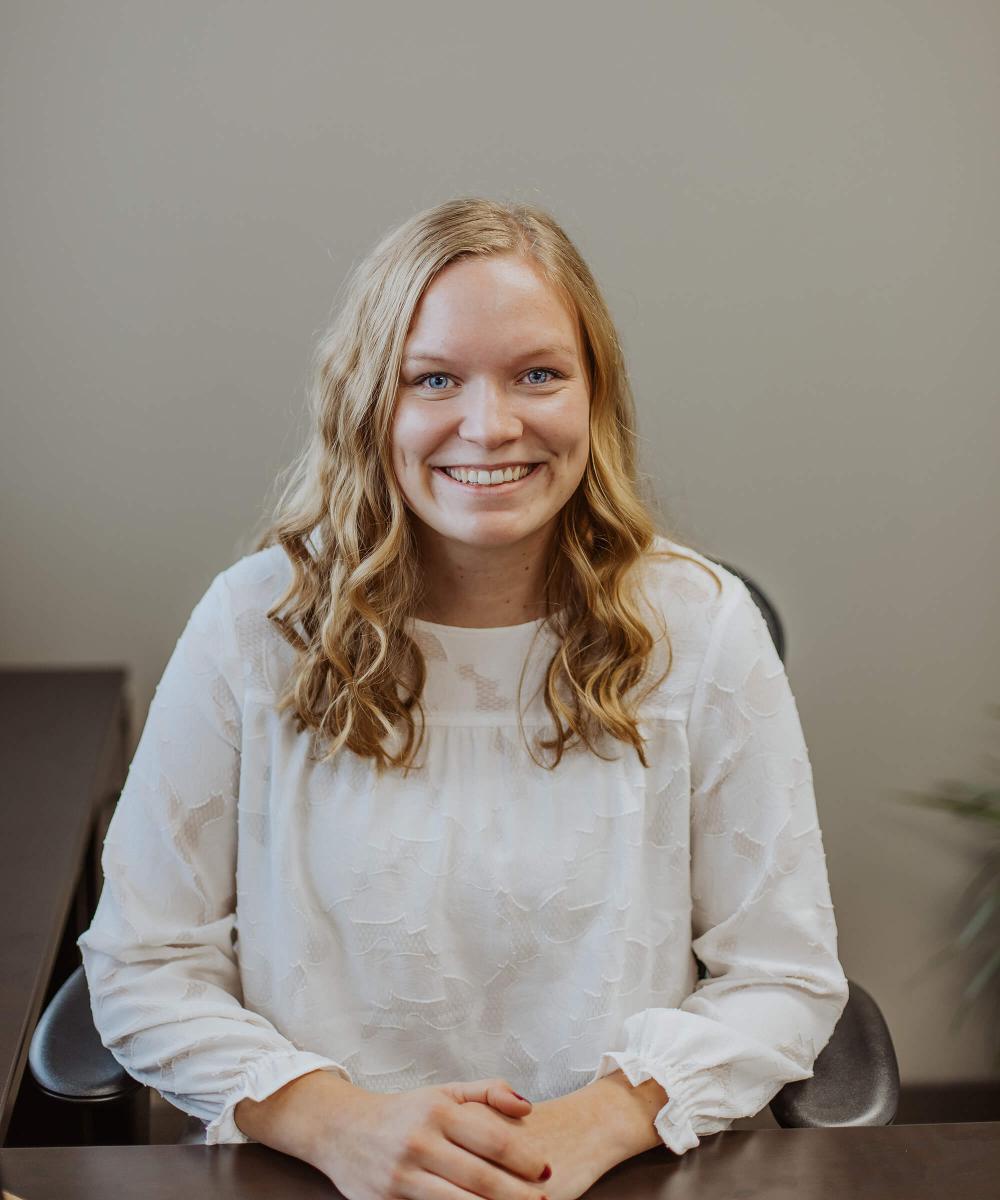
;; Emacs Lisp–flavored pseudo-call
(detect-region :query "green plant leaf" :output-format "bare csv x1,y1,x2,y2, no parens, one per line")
963,945,1000,1003
955,887,1000,950
896,789,1000,824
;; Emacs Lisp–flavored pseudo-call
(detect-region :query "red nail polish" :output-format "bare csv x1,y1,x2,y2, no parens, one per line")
512,1091,530,1102
539,1163,552,1181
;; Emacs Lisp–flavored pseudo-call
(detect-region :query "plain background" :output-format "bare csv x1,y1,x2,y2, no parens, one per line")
2,0,998,1095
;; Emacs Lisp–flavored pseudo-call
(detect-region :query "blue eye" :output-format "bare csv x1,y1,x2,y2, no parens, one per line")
524,368,559,385
412,368,563,390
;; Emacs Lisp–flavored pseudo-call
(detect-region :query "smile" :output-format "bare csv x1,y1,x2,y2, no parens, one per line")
429,463,537,492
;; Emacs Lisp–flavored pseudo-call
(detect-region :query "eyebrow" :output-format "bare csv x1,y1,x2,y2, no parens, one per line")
403,343,576,366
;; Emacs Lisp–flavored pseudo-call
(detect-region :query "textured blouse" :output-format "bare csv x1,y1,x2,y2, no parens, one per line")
76,535,849,1155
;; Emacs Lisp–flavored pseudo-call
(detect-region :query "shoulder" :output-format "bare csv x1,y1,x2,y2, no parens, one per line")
215,543,294,615
630,534,757,715
638,533,749,639
212,544,298,697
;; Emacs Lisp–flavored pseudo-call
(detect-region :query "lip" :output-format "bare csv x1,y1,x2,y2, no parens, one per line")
432,463,543,494
432,461,540,471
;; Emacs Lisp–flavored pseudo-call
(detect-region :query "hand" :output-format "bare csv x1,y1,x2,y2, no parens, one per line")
312,1076,553,1200
476,1084,633,1200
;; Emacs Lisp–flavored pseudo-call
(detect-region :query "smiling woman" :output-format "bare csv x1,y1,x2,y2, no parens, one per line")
390,251,591,631
243,195,693,775
76,197,849,1200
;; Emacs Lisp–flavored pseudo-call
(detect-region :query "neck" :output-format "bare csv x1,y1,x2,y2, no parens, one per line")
415,524,555,628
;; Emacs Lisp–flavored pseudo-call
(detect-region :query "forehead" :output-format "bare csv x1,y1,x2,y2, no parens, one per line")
403,254,580,358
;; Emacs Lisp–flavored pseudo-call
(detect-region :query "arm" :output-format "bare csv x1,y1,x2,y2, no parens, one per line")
587,1072,667,1158
76,571,350,1145
585,577,850,1157
233,1068,362,1167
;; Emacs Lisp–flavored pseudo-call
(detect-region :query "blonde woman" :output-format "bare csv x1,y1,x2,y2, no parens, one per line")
77,197,849,1200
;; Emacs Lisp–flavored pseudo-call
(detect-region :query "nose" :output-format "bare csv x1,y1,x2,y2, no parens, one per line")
457,379,524,444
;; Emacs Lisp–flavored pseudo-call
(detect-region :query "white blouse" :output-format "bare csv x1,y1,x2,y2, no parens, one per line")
77,535,849,1155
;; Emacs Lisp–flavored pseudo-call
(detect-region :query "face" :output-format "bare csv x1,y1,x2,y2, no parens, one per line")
391,253,591,563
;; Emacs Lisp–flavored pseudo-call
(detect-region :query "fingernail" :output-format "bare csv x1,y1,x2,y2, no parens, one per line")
512,1090,531,1102
538,1163,552,1181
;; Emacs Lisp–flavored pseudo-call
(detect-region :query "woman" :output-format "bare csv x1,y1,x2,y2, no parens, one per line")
78,197,849,1200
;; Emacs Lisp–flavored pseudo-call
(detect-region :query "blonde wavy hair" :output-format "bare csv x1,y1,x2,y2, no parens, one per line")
246,196,721,776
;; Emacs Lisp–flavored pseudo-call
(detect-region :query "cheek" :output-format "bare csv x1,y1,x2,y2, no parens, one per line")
562,430,590,487
553,418,590,468
391,405,440,468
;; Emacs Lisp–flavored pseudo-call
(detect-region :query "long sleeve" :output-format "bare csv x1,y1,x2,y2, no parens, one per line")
589,576,850,1155
76,570,350,1145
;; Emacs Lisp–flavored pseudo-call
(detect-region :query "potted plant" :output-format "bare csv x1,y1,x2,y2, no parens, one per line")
896,703,1000,1068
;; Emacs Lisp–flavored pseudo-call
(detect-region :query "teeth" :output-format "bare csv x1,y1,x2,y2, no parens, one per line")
442,464,535,485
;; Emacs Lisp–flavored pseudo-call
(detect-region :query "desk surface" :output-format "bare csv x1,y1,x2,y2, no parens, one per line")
2,1123,999,1199
0,668,127,1142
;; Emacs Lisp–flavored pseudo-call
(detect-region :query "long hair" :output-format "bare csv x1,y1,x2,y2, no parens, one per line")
245,196,721,776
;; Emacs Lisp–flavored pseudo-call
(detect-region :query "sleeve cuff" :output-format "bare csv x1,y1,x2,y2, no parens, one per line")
591,1047,726,1156
204,1051,353,1146
589,1007,790,1156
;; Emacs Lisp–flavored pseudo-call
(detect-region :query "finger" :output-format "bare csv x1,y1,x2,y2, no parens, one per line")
419,1135,550,1200
446,1077,532,1112
441,1094,550,1185
483,1087,533,1118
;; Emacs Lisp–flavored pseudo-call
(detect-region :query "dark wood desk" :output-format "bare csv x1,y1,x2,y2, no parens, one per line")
1,1122,998,1198
0,668,129,1146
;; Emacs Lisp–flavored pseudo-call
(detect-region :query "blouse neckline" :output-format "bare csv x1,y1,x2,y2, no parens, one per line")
411,614,551,636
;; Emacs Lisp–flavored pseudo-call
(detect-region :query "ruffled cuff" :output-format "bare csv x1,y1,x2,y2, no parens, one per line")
590,1008,781,1156
592,1046,717,1155
204,1051,353,1145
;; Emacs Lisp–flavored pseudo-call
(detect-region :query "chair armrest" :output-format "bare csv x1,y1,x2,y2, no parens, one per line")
29,963,143,1102
770,978,900,1127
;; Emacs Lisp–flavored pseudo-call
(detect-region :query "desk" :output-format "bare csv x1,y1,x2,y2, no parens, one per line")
2,1123,999,1199
0,668,129,1145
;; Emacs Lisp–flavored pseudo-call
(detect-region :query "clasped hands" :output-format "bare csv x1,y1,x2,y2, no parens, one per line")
313,1073,640,1200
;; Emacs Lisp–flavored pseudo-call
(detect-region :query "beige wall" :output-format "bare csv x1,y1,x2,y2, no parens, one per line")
3,2,998,1086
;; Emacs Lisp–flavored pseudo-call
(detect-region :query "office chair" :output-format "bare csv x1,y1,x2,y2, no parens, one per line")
27,560,900,1144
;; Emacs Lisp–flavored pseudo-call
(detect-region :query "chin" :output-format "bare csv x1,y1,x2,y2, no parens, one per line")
444,516,559,546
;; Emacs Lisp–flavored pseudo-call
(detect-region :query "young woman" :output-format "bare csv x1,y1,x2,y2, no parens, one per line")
78,197,849,1200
